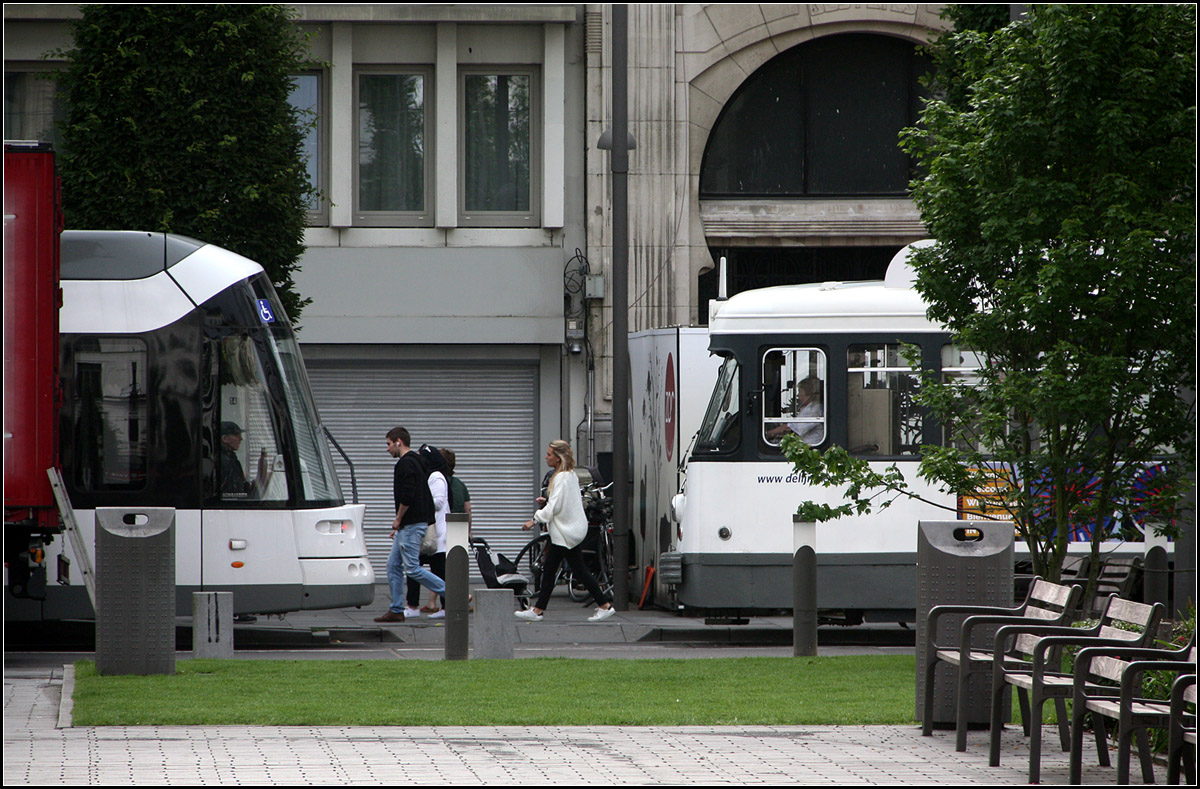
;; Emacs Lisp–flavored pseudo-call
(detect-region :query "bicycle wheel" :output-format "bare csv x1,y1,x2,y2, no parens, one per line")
595,526,614,597
514,534,548,588
566,566,590,602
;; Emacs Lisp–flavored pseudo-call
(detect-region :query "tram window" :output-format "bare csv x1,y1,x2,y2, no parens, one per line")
217,335,287,503
846,344,922,456
271,332,343,504
696,357,742,453
762,348,826,447
941,344,985,451
71,338,149,491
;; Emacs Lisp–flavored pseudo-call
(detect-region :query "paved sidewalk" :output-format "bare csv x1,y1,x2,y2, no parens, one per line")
3,661,1165,786
1,589,1172,785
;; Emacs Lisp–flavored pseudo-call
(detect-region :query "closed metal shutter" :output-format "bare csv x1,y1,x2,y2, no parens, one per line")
306,359,540,581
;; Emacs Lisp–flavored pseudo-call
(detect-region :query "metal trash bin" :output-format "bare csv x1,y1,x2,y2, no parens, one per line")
915,519,1013,727
95,507,176,675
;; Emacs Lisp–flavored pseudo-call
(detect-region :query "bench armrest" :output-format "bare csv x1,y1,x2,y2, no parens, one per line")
991,621,1095,657
925,603,1024,651
1120,661,1196,707
1170,674,1196,718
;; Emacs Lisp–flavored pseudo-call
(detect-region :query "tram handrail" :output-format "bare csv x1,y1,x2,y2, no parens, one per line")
323,426,359,504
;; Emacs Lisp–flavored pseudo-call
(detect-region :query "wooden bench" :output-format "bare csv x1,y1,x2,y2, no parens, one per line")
987,595,1165,783
1168,673,1197,785
921,577,1083,751
1014,556,1089,605
1068,635,1196,784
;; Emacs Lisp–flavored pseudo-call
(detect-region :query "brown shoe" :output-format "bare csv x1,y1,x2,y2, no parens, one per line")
374,611,406,623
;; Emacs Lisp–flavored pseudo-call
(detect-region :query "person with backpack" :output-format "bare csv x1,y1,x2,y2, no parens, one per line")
375,427,445,624
405,444,449,620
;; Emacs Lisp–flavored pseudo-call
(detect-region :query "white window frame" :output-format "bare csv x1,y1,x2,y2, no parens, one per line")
458,66,540,228
353,66,434,227
762,347,828,448
290,70,328,227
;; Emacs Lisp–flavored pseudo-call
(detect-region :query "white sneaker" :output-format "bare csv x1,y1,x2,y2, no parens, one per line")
427,610,445,620
403,607,422,618
588,606,616,622
514,609,543,621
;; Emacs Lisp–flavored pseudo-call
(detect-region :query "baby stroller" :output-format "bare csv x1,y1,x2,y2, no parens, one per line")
471,537,532,609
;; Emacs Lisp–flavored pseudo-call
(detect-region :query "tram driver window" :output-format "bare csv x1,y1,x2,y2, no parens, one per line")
846,344,922,456
762,348,826,448
216,335,287,503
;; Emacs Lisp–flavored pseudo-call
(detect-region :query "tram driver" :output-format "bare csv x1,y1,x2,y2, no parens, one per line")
219,421,272,497
764,376,824,445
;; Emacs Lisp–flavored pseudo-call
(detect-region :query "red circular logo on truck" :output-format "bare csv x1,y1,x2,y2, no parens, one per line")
665,352,676,461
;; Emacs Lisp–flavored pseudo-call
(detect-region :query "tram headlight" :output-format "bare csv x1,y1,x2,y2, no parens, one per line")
670,493,686,522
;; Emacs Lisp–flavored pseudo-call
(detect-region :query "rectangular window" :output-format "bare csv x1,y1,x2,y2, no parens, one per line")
4,70,66,149
355,69,431,225
71,338,148,491
289,72,325,224
460,69,538,226
847,344,922,456
941,344,986,452
762,348,827,447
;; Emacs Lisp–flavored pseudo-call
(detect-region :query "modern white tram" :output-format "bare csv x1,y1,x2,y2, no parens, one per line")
668,243,1165,621
7,230,373,621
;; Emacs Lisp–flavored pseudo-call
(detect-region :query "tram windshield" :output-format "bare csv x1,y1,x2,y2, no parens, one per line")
211,276,345,508
695,357,741,453
269,332,344,505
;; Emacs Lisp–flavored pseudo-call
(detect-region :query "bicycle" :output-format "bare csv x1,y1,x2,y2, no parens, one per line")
513,481,614,603
568,481,614,602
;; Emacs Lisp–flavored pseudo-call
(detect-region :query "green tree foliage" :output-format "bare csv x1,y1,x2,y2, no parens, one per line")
785,5,1196,589
55,5,316,321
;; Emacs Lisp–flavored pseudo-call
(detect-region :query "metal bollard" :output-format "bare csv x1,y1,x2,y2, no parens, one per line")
473,589,516,659
792,517,817,657
193,591,234,659
444,513,470,660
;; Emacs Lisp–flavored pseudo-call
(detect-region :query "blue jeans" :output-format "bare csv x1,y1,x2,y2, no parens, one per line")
387,523,446,612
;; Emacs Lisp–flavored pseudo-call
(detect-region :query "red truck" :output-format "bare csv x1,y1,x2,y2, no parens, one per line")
4,141,64,601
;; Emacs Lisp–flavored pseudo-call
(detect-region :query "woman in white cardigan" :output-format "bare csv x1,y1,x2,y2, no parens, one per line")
515,440,615,622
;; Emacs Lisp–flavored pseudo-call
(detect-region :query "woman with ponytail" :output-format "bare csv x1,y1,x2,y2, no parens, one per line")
515,440,615,622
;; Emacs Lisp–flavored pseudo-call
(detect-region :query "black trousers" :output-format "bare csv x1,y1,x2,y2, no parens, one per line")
534,541,610,611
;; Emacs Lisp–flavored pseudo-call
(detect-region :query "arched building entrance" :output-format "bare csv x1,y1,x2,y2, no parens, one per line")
697,31,932,318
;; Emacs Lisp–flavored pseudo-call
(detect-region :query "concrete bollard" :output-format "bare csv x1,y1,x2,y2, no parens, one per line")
444,514,470,661
193,591,235,658
792,517,817,657
473,588,516,659
1144,527,1170,610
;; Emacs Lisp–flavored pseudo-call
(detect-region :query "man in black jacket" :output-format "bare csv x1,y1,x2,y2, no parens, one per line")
375,426,445,623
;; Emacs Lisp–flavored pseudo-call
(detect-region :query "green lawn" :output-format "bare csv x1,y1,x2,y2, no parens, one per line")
72,655,924,727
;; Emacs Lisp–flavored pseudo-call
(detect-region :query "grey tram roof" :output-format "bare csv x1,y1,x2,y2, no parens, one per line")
60,230,207,281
